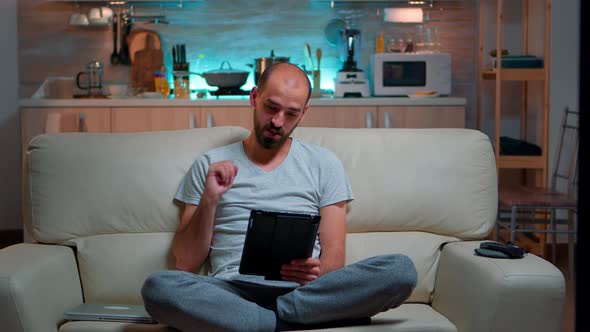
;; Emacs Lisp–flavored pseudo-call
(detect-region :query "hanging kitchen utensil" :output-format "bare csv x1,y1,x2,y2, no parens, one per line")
324,18,346,47
110,13,119,65
118,13,132,65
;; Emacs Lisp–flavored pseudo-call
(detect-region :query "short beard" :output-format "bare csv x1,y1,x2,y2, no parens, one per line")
253,114,299,150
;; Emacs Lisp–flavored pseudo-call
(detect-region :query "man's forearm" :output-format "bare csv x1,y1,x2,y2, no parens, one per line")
319,247,345,275
173,195,218,271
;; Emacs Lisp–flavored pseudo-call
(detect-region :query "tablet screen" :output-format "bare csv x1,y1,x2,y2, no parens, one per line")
239,210,321,280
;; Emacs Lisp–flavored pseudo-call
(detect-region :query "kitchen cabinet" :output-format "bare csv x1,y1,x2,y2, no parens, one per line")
377,106,465,128
111,107,198,132
301,106,378,128
21,107,110,146
199,107,253,131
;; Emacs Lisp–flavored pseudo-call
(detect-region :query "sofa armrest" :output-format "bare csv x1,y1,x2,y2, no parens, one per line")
432,241,565,332
0,243,83,332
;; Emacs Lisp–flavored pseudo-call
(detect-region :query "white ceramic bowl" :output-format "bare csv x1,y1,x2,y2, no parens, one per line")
69,13,89,26
88,7,113,25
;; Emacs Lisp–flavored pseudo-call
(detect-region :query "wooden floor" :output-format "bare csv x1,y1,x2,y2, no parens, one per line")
0,230,577,331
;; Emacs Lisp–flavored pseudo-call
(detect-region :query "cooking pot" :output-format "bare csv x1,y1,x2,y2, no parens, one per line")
200,61,249,88
248,50,290,85
177,61,250,88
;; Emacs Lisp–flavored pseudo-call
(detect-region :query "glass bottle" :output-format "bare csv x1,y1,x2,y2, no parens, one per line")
159,66,171,98
376,31,385,53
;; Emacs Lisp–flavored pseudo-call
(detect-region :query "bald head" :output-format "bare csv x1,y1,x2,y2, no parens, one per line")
257,63,312,102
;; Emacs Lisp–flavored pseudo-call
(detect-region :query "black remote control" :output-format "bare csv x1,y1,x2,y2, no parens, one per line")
479,242,526,258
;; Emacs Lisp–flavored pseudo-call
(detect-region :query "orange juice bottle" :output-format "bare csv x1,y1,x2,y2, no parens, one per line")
154,70,163,95
159,66,171,98
376,31,385,53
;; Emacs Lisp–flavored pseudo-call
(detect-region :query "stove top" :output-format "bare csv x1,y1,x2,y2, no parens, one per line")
209,87,250,98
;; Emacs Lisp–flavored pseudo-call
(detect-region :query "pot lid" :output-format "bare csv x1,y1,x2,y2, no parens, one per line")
205,61,249,74
255,49,290,61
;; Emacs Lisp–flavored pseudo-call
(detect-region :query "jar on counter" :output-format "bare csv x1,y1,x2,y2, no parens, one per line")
388,38,406,53
154,66,170,98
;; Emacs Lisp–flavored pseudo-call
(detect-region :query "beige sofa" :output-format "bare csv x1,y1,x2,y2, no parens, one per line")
0,127,565,332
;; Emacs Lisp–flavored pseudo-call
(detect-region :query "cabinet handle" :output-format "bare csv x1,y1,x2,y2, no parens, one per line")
78,113,88,132
206,112,214,128
384,111,391,128
189,112,196,129
365,112,373,128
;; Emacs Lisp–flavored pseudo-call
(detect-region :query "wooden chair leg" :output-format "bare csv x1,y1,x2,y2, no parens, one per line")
510,206,517,243
550,208,557,263
495,209,501,241
568,210,576,286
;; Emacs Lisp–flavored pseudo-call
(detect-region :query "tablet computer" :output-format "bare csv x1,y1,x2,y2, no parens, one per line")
239,209,321,281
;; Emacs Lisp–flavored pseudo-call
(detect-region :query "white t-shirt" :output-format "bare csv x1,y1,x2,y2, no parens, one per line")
175,138,353,286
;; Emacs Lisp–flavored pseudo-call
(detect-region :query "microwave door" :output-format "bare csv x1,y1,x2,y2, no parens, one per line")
383,61,427,88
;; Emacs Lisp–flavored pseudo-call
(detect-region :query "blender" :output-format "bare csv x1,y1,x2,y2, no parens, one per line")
334,28,370,98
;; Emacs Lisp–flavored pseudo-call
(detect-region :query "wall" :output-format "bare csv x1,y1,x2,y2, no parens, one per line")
19,0,478,123
0,0,20,232
549,0,579,189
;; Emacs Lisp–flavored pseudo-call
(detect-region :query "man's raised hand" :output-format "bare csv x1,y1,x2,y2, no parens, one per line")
204,161,238,201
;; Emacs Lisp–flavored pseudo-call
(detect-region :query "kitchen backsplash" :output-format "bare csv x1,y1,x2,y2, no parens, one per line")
19,0,477,125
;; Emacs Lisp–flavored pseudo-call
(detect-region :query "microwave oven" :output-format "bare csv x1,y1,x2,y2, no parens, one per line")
370,53,452,96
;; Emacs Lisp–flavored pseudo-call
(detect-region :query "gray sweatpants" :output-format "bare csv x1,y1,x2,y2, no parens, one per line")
141,254,417,332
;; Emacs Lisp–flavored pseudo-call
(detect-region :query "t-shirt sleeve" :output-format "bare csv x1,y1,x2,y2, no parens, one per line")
174,155,209,205
319,150,354,208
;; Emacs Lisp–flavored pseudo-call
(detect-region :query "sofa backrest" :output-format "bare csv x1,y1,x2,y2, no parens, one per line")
25,127,497,305
292,128,498,238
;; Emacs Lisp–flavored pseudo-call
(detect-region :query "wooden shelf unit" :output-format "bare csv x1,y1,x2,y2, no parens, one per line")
481,68,545,81
477,0,551,188
497,155,545,169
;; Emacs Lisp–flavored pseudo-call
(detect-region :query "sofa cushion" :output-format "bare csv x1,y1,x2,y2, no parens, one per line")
292,128,498,239
27,127,250,243
346,232,459,303
72,231,455,305
71,233,207,304
59,304,456,332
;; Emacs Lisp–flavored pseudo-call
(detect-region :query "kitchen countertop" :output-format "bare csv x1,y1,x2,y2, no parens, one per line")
19,95,467,108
